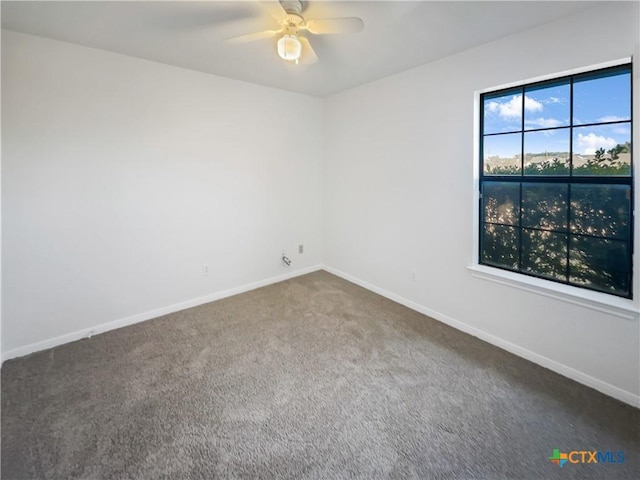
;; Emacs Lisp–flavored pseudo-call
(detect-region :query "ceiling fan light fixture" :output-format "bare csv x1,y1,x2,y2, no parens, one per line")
277,34,302,62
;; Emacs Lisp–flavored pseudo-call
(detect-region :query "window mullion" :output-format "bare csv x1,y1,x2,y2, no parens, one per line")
518,87,525,273
566,78,574,282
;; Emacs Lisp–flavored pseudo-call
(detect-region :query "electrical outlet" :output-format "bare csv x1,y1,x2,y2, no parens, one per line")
202,264,209,276
411,269,417,282
299,244,304,254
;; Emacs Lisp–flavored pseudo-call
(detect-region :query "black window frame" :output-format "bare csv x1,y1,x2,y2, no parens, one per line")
479,63,634,298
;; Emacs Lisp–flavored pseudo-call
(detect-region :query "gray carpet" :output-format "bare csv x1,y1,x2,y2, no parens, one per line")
1,271,638,479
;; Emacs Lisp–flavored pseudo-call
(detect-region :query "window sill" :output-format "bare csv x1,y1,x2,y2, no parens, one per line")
468,265,639,320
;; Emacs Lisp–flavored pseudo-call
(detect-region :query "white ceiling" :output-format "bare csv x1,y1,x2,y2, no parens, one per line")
2,1,603,97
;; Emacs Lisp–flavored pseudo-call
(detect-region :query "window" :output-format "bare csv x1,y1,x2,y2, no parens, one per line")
479,64,633,298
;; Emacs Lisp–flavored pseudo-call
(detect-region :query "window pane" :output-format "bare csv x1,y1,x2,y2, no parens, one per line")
483,182,520,225
570,184,630,240
573,69,631,125
522,229,567,281
522,183,568,231
569,236,630,296
572,124,631,176
523,129,570,175
483,133,521,175
483,90,522,134
524,82,570,130
482,224,519,270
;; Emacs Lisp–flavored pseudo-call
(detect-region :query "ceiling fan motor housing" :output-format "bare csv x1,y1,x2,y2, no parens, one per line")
280,0,304,15
280,0,305,29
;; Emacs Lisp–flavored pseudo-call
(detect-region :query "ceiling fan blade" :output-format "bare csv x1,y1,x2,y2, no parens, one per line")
259,0,287,22
226,29,281,44
298,37,318,64
305,17,364,35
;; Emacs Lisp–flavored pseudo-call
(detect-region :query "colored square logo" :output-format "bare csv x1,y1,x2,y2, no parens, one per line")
550,449,568,467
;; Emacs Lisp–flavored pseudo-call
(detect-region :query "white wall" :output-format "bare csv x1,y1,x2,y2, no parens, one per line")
324,2,640,404
2,31,323,356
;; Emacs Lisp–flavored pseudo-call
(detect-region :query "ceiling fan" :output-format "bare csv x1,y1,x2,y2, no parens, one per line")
226,0,364,65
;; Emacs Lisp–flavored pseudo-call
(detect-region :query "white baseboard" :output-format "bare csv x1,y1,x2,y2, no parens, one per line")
1,264,323,364
4,263,638,408
322,265,640,409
